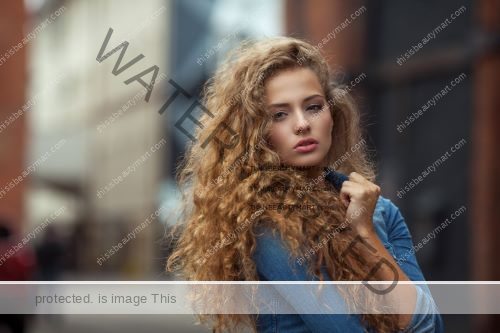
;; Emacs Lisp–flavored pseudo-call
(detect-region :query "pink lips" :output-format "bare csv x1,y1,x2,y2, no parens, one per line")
294,138,319,153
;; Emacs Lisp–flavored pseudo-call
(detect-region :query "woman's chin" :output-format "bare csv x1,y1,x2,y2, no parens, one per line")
286,156,325,168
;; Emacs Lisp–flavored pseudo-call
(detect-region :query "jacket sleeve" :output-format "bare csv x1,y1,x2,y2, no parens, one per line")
381,197,444,333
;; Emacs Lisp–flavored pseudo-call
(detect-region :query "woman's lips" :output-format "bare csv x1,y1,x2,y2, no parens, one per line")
294,143,318,153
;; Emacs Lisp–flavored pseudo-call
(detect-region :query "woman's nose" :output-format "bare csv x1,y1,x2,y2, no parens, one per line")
294,112,310,134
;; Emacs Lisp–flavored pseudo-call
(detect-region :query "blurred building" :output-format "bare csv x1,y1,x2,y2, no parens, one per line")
25,0,171,278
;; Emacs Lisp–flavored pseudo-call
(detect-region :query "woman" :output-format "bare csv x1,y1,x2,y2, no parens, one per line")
167,37,443,332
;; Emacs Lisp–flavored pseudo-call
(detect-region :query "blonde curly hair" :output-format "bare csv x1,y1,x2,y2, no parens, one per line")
166,36,401,332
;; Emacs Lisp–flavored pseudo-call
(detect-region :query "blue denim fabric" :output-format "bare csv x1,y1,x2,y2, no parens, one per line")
252,196,444,333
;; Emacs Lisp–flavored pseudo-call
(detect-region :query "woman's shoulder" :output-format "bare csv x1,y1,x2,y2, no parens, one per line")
373,195,417,259
375,195,399,215
375,195,405,230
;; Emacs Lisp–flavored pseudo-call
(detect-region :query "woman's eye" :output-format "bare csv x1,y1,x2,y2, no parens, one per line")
272,111,287,120
307,104,322,112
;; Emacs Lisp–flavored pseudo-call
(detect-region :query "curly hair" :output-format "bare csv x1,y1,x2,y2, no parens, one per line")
166,37,402,332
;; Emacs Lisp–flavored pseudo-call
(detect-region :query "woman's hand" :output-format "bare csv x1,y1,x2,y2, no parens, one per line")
339,172,380,236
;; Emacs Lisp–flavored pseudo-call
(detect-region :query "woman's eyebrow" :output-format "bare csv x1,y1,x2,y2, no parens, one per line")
302,94,324,103
268,94,324,108
268,102,290,109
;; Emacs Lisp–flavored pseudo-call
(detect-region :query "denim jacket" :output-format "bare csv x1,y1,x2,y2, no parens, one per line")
251,195,444,333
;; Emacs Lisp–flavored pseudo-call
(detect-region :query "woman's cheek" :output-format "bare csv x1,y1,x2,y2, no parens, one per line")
269,127,287,155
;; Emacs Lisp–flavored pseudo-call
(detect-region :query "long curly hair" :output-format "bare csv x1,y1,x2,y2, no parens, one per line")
166,37,402,332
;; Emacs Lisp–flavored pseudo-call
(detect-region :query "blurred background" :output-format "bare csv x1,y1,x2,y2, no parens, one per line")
0,0,499,332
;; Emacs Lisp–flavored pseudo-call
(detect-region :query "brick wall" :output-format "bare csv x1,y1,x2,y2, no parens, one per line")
0,0,27,238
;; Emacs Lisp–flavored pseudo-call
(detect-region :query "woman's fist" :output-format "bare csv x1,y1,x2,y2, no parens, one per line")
339,172,380,236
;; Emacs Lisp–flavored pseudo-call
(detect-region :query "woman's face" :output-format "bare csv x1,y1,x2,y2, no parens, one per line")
265,67,333,168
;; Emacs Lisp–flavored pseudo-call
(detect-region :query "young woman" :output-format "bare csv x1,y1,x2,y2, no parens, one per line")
167,37,443,333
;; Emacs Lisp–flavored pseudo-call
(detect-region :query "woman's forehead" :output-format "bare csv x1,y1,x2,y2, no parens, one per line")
265,68,323,105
